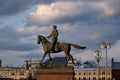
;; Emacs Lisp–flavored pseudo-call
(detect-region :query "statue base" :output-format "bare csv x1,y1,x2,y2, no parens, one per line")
36,66,74,80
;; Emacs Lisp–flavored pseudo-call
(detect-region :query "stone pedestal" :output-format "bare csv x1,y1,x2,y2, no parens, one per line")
36,66,74,80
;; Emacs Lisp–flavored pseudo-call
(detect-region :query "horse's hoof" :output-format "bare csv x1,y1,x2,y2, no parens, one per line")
64,63,67,66
39,63,43,66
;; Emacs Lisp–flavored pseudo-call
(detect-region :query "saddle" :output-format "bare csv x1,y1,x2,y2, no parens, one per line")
49,42,61,53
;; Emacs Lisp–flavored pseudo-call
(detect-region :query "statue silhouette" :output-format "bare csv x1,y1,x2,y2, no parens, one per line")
37,35,86,65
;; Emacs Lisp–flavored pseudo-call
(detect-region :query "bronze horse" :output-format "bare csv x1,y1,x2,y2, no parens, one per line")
37,35,86,65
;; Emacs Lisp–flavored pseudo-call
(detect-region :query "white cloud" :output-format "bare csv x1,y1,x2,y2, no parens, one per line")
27,0,118,25
15,25,50,35
108,41,120,61
28,1,83,25
96,1,115,19
90,33,103,40
74,50,94,62
59,23,75,32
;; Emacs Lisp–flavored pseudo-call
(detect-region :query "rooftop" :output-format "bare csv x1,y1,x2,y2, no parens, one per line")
112,62,120,70
74,68,96,71
112,58,120,70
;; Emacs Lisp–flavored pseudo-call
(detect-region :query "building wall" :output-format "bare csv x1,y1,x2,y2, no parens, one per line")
112,70,120,80
0,68,11,78
111,58,120,80
74,67,112,80
11,69,29,80
0,68,28,79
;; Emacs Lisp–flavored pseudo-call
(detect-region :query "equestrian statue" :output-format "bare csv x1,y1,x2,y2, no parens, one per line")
37,25,86,65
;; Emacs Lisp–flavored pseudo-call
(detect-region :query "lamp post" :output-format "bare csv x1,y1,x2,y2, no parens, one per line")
94,50,102,80
101,42,110,80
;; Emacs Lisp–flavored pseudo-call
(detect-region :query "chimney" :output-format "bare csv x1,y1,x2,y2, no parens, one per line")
111,58,114,69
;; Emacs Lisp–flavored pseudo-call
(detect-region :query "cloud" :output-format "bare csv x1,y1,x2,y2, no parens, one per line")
95,2,114,19
0,26,38,51
0,0,55,17
0,0,33,16
27,0,120,26
15,25,50,36
94,0,120,20
0,0,75,17
74,50,94,62
27,1,84,25
0,50,28,66
108,40,120,61
19,51,42,59
0,0,120,66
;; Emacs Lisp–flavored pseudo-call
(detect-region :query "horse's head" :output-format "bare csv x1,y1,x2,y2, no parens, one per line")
37,35,49,45
37,35,42,44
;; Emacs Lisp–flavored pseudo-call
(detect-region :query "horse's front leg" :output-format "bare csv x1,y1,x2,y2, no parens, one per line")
40,53,47,65
48,53,53,65
48,53,52,62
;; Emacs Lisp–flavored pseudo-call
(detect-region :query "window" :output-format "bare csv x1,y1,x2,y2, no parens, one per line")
108,77,111,80
94,72,96,75
102,72,105,75
20,72,24,76
99,78,101,80
83,77,86,80
79,73,81,75
89,72,91,75
88,77,90,80
99,72,101,75
74,77,76,80
84,73,86,75
11,73,15,75
102,77,105,80
93,77,96,80
20,78,25,80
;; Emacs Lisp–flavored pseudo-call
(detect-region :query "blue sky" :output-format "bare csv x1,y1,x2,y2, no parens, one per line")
0,0,120,67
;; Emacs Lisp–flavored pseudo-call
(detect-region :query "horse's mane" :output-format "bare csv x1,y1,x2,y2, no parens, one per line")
39,35,49,42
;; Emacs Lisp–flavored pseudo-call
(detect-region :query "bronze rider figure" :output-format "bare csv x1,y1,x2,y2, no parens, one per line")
47,25,59,52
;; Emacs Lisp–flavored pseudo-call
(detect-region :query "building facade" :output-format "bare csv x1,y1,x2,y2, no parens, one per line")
111,58,120,80
0,67,29,80
25,59,39,79
74,65,112,80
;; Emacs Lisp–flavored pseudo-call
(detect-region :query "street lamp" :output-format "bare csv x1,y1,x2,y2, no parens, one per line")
101,42,110,80
94,50,102,80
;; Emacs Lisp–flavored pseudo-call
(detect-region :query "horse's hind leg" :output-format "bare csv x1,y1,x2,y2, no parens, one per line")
70,54,75,65
64,50,71,66
65,55,70,66
64,45,71,65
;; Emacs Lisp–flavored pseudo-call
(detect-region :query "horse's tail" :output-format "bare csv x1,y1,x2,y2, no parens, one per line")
71,44,86,49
